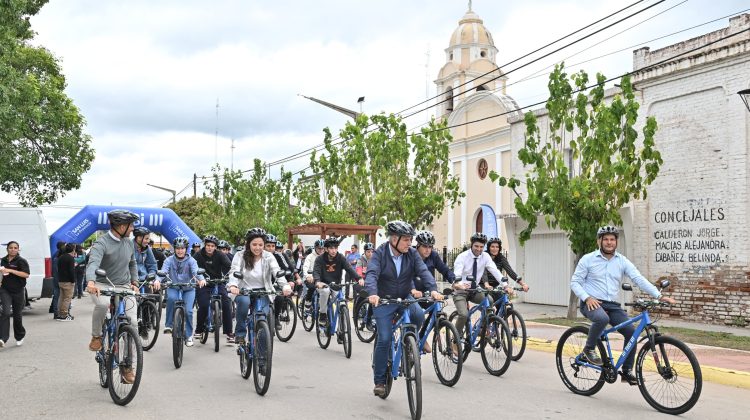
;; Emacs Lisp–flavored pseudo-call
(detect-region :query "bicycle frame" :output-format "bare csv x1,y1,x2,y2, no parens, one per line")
417,301,444,353
576,310,653,372
242,293,272,357
206,281,224,332
389,302,418,379
464,294,493,346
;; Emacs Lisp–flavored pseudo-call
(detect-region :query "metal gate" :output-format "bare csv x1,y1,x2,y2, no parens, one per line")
524,233,573,306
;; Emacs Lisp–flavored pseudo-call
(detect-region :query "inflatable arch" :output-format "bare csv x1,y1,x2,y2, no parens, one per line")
49,205,200,254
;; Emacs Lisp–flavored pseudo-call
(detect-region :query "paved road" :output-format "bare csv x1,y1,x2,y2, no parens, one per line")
2,299,749,419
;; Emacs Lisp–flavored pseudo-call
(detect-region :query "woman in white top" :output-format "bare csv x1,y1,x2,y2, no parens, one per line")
228,228,291,344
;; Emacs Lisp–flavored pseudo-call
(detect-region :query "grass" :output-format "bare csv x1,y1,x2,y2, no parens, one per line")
529,317,750,352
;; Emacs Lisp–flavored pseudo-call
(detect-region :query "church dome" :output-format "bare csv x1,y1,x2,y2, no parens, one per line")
449,10,495,47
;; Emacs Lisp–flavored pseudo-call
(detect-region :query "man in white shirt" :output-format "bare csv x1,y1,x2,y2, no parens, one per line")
302,239,325,309
452,233,504,338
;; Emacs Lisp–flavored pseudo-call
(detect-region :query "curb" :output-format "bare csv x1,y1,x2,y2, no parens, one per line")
524,332,750,389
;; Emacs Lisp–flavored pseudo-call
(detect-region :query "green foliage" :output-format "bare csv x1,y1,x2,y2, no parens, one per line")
166,196,222,239
295,113,464,228
0,0,95,205
489,63,662,257
204,161,305,245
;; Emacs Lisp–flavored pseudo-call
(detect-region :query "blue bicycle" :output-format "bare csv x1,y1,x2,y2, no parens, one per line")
417,295,463,386
556,281,702,415
200,277,228,352
313,281,356,358
489,277,527,361
93,269,143,406
235,286,275,396
136,274,161,351
158,268,204,369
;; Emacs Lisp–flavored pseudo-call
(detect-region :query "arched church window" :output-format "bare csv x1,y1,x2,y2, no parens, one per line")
480,50,487,58
446,87,454,112
475,207,483,233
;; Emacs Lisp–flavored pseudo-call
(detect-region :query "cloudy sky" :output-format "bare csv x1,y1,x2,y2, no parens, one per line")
2,0,748,233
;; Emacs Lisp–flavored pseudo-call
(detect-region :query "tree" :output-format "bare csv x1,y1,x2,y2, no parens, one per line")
205,161,305,246
167,196,222,238
0,0,95,205
295,113,464,228
490,63,662,319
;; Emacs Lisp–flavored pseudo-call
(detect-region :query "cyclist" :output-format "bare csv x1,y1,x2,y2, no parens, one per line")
191,242,202,257
153,237,205,347
302,239,325,310
218,240,234,261
271,239,301,330
365,220,441,397
227,228,292,346
353,242,374,303
451,232,504,341
193,235,234,343
414,230,454,353
85,209,141,383
483,237,528,292
571,225,676,385
133,227,157,285
312,236,361,326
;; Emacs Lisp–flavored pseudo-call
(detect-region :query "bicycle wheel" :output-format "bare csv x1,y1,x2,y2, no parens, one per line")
253,320,273,396
139,300,160,351
382,362,394,399
403,334,422,420
555,325,606,396
354,300,376,343
98,349,109,388
505,309,527,361
338,305,352,358
432,318,462,387
316,312,331,349
212,300,222,352
239,343,252,379
107,325,143,406
275,297,297,343
172,307,184,369
448,310,476,362
480,315,512,376
300,299,314,332
636,335,702,415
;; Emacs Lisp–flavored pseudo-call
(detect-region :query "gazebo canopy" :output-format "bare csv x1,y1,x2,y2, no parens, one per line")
286,223,380,248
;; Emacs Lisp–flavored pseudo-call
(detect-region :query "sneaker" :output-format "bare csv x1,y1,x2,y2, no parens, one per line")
88,336,102,352
0,339,5,348
57,315,74,322
186,338,194,347
581,349,602,366
318,313,328,326
120,367,135,384
373,384,386,397
275,322,283,331
336,331,344,344
226,334,235,344
620,370,638,386
194,331,203,339
163,327,172,334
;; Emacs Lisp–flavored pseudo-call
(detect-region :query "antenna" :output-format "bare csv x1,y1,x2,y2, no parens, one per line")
230,138,235,171
425,46,430,122
214,98,219,165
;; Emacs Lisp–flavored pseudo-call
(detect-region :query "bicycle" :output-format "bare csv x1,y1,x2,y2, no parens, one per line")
418,293,463,386
447,278,513,377
273,284,298,343
92,269,143,406
313,281,356,358
370,295,424,420
235,288,275,395
489,277,527,361
353,291,376,343
135,273,161,351
200,277,229,352
159,268,204,369
556,281,702,415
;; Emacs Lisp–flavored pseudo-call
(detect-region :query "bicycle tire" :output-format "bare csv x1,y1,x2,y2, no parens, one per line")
253,319,273,396
212,300,222,352
555,325,606,396
339,305,352,358
107,325,143,406
173,307,184,369
239,343,252,379
636,335,702,415
382,362,394,399
480,315,512,376
354,300,376,343
98,350,109,388
505,309,527,361
300,298,314,332
403,334,422,420
275,297,297,343
316,311,331,349
432,318,462,387
140,300,160,351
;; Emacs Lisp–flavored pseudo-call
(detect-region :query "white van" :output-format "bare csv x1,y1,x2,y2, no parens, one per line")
0,207,52,301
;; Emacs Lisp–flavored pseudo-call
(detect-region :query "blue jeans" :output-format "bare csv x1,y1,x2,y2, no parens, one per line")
372,301,424,385
165,288,196,338
235,295,271,339
49,277,60,314
195,285,233,335
581,300,636,372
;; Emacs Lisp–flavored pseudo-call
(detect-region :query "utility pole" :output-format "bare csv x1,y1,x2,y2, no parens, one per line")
214,98,219,165
193,173,197,197
425,47,431,123
230,138,235,171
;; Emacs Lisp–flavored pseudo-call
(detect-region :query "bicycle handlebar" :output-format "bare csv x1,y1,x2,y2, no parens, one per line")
238,288,277,297
99,288,137,297
378,296,434,306
624,299,670,309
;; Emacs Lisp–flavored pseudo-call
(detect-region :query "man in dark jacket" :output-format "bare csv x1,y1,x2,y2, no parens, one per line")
312,236,361,325
193,235,233,341
364,221,442,397
56,243,77,321
149,240,166,270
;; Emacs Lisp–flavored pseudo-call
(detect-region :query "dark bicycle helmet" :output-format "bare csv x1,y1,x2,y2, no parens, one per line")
323,236,340,247
314,239,326,248
386,220,416,237
363,242,374,251
107,209,140,226
133,227,151,238
275,241,284,249
470,232,488,244
597,225,619,239
203,234,219,246
173,237,190,249
218,240,230,249
245,228,266,242
264,234,277,244
192,242,202,249
486,237,502,248
415,231,436,247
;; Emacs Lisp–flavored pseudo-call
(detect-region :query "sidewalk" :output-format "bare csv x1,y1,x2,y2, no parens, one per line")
513,302,750,389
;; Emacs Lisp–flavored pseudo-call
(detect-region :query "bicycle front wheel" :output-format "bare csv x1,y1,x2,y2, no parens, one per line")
172,307,184,369
339,305,352,358
432,318,462,387
555,325,606,396
505,309,527,361
316,312,331,349
403,334,422,420
139,300,160,351
636,335,702,415
107,325,143,406
212,300,222,352
275,297,297,343
98,349,109,388
354,300,376,343
239,343,251,379
480,315,512,376
253,320,273,396
300,298,314,332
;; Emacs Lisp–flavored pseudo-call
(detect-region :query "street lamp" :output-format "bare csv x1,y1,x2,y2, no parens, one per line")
146,183,176,204
739,89,750,113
